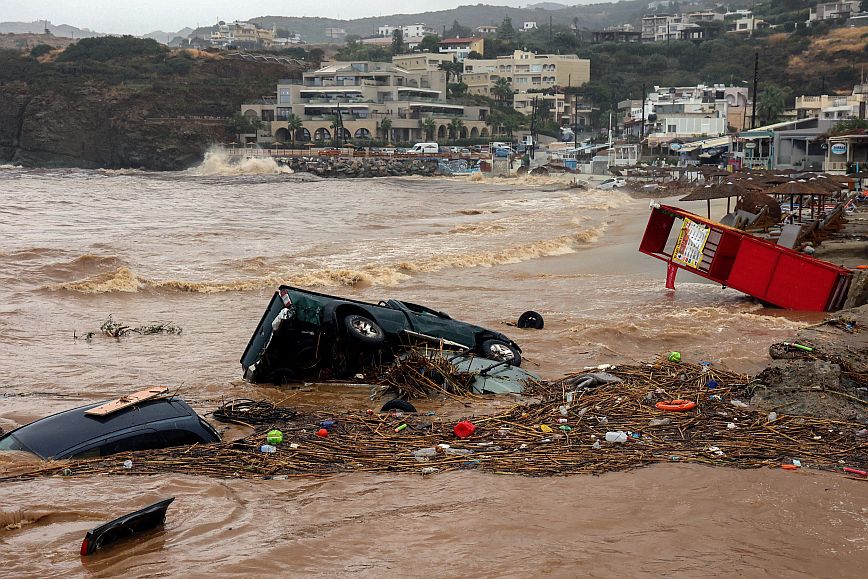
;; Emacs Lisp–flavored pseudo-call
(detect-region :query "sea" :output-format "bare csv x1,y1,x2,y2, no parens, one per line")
1,151,865,577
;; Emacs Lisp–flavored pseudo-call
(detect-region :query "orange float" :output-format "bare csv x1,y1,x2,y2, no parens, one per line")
655,399,697,412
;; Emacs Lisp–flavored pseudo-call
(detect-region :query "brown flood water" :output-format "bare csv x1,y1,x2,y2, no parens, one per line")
0,159,859,577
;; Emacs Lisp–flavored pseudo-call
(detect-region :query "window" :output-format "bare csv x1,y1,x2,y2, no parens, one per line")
278,89,291,104
667,124,677,133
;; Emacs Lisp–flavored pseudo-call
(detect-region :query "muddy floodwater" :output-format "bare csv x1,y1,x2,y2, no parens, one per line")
1,160,864,577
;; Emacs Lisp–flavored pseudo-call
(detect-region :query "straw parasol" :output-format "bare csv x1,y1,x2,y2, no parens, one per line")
681,181,749,217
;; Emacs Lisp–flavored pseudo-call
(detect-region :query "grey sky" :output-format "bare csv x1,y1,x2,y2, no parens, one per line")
3,1,563,35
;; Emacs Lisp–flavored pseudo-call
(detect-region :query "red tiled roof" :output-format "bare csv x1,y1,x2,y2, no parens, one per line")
438,37,482,44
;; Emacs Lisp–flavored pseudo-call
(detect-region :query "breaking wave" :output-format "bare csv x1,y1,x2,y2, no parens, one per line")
49,225,607,294
190,147,293,176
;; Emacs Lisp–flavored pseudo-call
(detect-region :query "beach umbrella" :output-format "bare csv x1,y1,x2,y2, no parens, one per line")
681,181,749,218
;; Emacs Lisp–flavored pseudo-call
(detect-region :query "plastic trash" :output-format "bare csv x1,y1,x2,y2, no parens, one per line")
260,445,277,453
315,428,329,438
453,421,476,439
413,448,438,461
565,391,575,404
843,467,867,477
649,417,671,427
559,425,572,432
792,459,802,467
605,431,628,443
706,379,719,389
420,467,438,475
731,400,749,408
727,422,737,429
557,418,568,424
668,351,682,363
122,459,133,469
767,412,778,422
267,429,284,445
394,423,408,433
597,416,608,425
558,405,569,417
592,440,601,449
539,424,553,433
319,420,337,430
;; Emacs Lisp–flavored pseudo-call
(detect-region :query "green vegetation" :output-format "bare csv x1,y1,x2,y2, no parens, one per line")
391,29,404,56
830,118,868,136
57,36,165,62
29,44,54,58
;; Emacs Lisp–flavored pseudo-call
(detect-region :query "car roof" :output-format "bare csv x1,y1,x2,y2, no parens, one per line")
1,397,196,458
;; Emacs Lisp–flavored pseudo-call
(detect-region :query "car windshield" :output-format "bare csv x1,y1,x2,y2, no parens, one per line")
0,433,36,454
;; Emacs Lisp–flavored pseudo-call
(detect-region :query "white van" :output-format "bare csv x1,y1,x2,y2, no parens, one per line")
409,142,439,154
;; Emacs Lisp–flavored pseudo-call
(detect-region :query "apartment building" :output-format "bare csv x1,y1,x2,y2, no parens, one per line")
620,84,745,143
210,21,275,48
795,85,868,120
240,60,491,145
437,37,485,62
641,12,723,41
808,1,861,24
378,23,434,38
463,50,590,90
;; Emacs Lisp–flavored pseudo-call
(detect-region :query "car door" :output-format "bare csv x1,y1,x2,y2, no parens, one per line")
392,301,473,348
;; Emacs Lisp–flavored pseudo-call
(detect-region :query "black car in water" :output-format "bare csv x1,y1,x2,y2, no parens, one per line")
0,397,220,460
241,285,523,383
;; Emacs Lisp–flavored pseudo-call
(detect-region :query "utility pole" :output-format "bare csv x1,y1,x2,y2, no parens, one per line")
530,96,538,160
549,15,553,48
750,51,758,130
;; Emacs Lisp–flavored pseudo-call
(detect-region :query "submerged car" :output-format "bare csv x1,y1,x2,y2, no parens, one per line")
241,285,523,383
0,397,220,460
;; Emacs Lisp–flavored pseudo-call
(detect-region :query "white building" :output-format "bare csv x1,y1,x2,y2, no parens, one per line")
523,22,538,30
377,23,433,38
808,1,861,24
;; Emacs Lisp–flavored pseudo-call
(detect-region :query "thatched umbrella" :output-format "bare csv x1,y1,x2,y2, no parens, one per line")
735,191,782,221
681,181,749,217
768,180,815,221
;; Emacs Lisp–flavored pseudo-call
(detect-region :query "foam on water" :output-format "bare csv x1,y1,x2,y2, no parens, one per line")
190,146,293,176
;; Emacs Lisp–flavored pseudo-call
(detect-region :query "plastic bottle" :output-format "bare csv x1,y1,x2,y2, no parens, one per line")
605,431,628,443
413,448,438,461
260,444,277,453
122,459,133,469
558,405,569,417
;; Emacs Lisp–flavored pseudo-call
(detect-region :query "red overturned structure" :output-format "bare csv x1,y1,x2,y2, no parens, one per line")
639,204,852,312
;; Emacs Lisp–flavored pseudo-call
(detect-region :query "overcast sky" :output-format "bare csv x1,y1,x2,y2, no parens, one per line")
2,1,579,35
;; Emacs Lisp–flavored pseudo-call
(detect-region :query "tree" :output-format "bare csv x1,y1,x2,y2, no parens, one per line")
422,117,437,140
227,112,262,139
286,114,303,145
446,20,472,38
498,17,515,41
380,117,392,143
449,117,464,143
448,82,468,99
391,28,405,55
439,60,463,84
491,77,514,106
466,51,483,60
757,83,787,125
417,34,441,53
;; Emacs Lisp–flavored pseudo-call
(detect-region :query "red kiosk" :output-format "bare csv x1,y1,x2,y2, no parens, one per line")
639,204,852,312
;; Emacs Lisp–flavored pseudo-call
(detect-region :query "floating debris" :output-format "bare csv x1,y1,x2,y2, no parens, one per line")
98,314,182,338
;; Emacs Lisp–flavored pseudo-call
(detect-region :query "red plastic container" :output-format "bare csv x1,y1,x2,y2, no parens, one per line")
453,421,476,439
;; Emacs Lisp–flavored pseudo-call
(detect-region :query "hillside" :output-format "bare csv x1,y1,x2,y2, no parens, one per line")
0,37,303,169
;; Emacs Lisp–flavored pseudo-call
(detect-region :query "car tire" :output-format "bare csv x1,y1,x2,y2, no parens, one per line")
516,310,544,330
380,399,417,413
481,339,522,367
343,314,386,346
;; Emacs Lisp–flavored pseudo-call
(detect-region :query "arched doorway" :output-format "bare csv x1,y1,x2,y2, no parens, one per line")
437,125,447,139
460,127,468,139
243,109,259,121
354,128,371,139
314,127,331,142
480,128,489,137
274,128,290,143
339,128,352,142
296,128,311,142
470,127,479,138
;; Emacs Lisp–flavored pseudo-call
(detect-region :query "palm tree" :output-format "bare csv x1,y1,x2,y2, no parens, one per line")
449,117,464,143
286,114,302,146
757,84,787,126
491,77,514,107
421,116,437,141
380,118,392,144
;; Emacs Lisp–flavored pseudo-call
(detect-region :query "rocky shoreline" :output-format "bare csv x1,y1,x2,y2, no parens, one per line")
279,156,441,178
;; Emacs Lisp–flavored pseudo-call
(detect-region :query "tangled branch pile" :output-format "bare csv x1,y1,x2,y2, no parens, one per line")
99,315,182,337
370,349,478,400
5,360,865,482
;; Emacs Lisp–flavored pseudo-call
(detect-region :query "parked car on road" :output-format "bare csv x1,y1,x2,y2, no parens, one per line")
0,397,220,460
241,286,523,383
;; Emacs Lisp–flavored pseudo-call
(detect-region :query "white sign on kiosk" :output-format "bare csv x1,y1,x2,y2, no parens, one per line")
672,218,711,269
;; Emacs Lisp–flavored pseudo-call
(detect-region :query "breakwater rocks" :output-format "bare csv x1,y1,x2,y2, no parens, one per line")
277,156,440,178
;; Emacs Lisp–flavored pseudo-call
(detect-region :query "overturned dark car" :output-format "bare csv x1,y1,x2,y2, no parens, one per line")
241,285,523,383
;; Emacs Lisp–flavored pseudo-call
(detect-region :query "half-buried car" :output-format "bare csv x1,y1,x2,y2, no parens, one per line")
241,285,523,383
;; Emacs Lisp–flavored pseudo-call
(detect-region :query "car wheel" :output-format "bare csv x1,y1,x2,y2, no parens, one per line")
516,310,544,330
380,399,417,413
481,339,522,367
343,314,385,346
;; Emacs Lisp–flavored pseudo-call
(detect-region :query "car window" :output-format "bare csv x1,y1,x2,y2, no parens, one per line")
161,429,206,446
71,430,164,459
0,434,34,454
